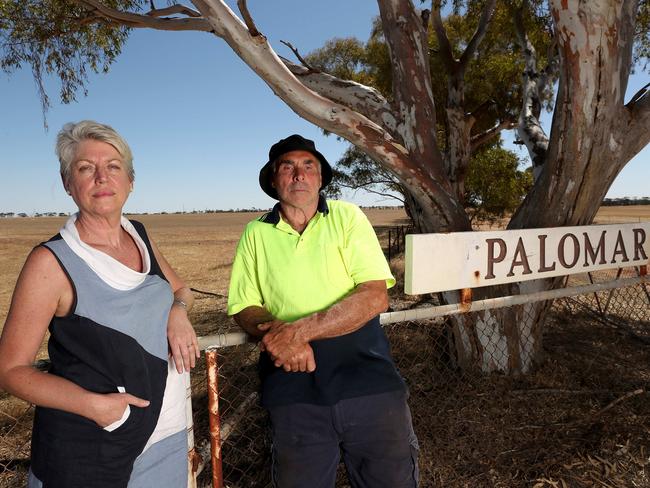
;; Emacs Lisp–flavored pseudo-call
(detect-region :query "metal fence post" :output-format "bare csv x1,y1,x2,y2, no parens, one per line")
186,377,200,488
206,347,223,488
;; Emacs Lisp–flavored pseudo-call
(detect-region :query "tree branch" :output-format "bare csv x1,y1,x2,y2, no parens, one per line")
431,1,456,71
537,38,559,102
470,119,516,152
341,177,401,187
621,83,650,163
339,182,406,204
513,0,548,181
592,389,644,418
377,0,442,172
75,0,213,32
430,0,495,200
432,0,496,74
458,0,496,71
627,81,649,105
282,57,395,133
467,98,497,125
237,0,261,37
280,41,317,72
421,9,431,31
511,0,640,229
146,5,202,18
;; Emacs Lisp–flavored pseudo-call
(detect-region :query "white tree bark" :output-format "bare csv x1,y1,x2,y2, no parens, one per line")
282,60,395,133
511,0,646,230
513,2,552,182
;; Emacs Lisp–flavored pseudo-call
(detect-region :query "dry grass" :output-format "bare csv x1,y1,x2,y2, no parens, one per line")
0,208,411,327
594,205,650,223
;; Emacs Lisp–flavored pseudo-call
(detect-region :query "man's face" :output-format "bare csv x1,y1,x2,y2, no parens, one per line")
272,150,322,209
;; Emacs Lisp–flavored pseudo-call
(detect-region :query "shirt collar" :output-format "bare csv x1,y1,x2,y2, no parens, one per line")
260,194,329,225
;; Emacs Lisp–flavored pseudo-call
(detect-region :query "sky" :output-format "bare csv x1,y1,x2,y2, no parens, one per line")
0,1,648,215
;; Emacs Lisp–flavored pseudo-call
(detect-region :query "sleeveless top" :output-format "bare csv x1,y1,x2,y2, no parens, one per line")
30,219,185,488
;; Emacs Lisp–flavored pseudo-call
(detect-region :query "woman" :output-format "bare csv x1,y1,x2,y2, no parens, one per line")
0,121,200,488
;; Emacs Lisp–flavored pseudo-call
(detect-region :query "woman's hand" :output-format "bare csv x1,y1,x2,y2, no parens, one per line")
87,391,150,428
167,304,200,373
149,236,199,374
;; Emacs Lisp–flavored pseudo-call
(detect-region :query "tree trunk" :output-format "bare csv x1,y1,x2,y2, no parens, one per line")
453,0,647,374
444,279,555,374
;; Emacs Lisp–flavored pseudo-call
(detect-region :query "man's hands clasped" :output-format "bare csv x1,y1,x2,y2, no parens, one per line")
258,320,316,373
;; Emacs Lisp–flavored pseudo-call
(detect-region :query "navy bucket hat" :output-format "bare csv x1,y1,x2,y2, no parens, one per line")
259,134,333,200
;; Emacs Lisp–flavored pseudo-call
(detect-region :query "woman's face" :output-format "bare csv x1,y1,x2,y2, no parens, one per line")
66,139,132,218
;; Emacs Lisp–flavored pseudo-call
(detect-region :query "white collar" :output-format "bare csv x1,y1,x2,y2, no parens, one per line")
59,213,151,290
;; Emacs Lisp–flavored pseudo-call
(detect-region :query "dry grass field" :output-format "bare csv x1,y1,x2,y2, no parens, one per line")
593,205,650,223
0,207,411,330
0,205,648,487
1,205,645,327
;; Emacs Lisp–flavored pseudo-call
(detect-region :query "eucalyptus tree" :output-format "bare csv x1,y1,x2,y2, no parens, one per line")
2,0,648,372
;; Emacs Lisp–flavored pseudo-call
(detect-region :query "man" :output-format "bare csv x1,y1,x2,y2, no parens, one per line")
227,134,419,488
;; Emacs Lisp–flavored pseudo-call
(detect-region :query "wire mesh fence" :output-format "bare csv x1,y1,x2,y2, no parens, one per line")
387,225,413,261
1,267,648,487
0,395,32,488
192,267,649,487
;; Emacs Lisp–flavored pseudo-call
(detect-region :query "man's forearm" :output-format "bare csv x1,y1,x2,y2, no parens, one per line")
235,281,388,373
233,306,276,338
294,280,388,343
235,306,316,372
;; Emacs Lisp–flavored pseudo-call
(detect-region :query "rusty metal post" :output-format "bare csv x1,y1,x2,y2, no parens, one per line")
186,375,200,488
639,265,650,305
206,347,223,488
459,288,473,313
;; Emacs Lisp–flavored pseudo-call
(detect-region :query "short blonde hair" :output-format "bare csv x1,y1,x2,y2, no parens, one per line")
56,120,134,184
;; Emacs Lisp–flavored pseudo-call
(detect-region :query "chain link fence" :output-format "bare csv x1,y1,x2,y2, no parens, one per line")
2,266,648,487
0,395,32,487
191,267,649,487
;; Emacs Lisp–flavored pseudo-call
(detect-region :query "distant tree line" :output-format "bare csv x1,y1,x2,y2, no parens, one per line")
143,208,271,215
3,199,646,219
0,212,69,218
602,197,650,206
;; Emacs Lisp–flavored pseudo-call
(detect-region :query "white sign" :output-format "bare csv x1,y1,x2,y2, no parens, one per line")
405,223,650,294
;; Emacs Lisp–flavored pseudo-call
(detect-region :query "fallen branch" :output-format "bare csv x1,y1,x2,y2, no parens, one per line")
220,392,259,442
592,389,645,418
190,287,227,298
509,389,613,395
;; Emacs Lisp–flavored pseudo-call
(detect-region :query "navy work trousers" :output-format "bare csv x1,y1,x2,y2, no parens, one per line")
268,389,419,488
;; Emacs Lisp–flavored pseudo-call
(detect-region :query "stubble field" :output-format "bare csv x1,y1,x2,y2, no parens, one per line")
1,205,646,327
0,207,411,332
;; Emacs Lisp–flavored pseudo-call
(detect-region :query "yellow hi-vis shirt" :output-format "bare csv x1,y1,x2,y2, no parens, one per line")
227,199,395,322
